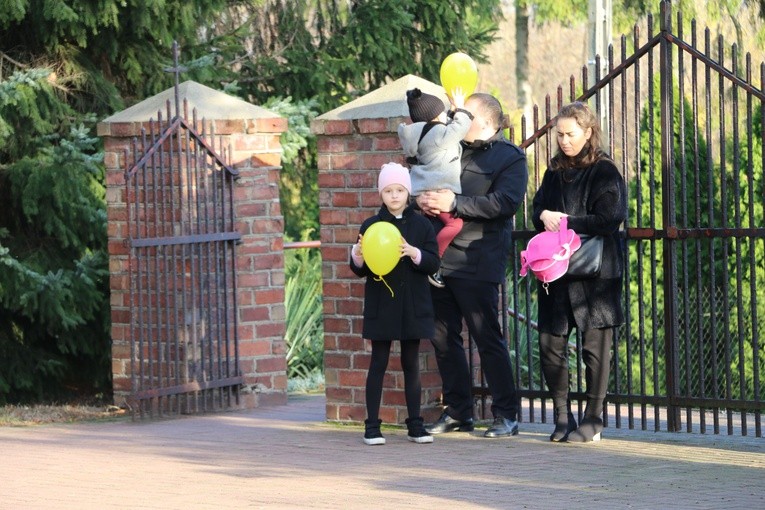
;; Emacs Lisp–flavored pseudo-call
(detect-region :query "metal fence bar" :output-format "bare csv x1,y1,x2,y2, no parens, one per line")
752,64,764,438
660,1,681,433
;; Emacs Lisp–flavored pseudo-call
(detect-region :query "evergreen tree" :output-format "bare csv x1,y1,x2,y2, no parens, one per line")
228,0,503,240
264,96,321,241
0,0,232,114
0,65,109,403
232,0,502,110
0,0,235,404
0,0,506,402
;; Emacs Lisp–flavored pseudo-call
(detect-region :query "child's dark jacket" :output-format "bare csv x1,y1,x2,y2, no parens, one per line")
350,204,439,341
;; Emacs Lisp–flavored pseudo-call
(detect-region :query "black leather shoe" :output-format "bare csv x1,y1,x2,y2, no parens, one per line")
484,416,519,438
425,412,474,434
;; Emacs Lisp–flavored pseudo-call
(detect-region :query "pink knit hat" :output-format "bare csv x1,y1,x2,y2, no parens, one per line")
377,162,411,195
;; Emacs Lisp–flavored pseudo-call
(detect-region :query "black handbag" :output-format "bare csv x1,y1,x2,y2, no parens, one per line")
565,234,603,279
559,171,604,280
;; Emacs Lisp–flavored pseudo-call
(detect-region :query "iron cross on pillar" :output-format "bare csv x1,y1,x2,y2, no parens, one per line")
164,41,188,120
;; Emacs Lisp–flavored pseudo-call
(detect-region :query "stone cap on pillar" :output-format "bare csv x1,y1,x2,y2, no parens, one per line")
97,80,286,137
313,74,446,126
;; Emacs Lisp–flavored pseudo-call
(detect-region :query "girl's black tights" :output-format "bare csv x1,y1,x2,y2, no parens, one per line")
365,339,421,421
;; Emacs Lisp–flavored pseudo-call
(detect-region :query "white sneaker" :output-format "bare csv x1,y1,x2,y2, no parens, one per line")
407,433,434,444
363,435,386,445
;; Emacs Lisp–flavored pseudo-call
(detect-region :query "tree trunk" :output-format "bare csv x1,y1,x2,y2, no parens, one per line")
515,2,533,135
723,0,745,75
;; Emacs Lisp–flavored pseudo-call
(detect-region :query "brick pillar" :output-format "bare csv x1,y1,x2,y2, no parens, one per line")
101,135,132,400
230,117,290,408
312,81,447,424
99,92,288,409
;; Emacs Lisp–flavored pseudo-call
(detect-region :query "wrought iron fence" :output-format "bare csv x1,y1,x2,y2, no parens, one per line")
492,1,765,437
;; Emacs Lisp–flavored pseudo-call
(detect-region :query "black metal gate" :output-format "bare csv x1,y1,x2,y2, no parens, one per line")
498,1,764,437
124,60,243,417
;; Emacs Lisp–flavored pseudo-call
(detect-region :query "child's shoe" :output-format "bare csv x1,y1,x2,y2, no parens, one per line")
406,417,434,444
363,418,386,445
428,268,445,288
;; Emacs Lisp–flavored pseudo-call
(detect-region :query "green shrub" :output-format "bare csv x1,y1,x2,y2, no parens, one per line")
287,371,325,394
284,248,324,379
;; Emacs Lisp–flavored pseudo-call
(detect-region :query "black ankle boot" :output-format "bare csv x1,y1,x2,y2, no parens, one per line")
363,419,385,445
566,416,603,443
550,410,577,442
405,416,433,444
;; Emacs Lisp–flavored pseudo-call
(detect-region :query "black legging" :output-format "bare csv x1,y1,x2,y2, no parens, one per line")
539,328,613,419
365,339,421,421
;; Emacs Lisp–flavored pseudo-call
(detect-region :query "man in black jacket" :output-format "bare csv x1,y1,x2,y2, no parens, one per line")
417,93,529,438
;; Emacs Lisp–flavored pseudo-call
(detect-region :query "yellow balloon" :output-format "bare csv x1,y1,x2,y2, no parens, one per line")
362,222,400,276
440,52,478,98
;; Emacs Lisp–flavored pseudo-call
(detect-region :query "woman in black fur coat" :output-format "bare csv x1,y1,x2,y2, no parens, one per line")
531,102,628,443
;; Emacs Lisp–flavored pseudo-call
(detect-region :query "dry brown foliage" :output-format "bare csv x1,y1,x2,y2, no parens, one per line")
0,404,127,427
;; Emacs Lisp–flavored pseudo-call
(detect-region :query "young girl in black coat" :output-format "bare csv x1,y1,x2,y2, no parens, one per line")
350,163,440,445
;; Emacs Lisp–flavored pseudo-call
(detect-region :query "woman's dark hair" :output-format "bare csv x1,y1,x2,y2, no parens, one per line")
550,101,608,169
469,93,511,130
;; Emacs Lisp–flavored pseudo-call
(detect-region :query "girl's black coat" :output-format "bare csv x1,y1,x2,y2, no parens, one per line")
531,158,628,335
350,205,440,341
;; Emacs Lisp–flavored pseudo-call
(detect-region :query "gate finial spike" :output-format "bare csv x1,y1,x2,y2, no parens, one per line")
164,41,188,120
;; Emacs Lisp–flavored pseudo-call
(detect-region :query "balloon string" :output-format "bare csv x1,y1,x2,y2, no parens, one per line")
374,275,395,298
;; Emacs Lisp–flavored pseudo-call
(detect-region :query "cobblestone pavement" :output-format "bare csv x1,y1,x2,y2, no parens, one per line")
1,394,763,509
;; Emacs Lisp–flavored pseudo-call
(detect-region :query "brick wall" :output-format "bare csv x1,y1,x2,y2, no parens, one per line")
99,114,289,410
312,117,443,425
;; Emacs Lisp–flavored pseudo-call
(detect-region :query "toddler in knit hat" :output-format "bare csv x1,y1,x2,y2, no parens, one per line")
397,87,474,287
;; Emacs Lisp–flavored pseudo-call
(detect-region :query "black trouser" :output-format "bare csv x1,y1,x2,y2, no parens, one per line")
539,328,613,419
366,339,421,421
430,278,519,421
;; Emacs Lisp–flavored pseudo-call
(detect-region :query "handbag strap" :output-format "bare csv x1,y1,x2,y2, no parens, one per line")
559,216,568,244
